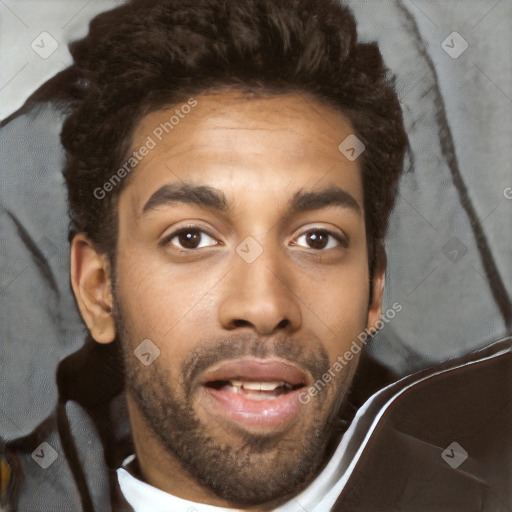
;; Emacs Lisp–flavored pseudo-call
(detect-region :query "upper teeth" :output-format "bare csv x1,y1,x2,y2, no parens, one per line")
229,380,288,391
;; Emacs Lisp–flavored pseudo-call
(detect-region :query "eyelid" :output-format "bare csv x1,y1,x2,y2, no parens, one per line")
159,223,348,251
291,225,349,249
159,223,221,248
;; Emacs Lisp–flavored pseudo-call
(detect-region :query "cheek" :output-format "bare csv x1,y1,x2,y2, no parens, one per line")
114,253,166,340
114,247,220,356
302,260,370,356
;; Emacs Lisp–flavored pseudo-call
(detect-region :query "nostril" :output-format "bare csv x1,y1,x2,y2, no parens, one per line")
230,318,290,330
232,319,252,328
276,319,290,329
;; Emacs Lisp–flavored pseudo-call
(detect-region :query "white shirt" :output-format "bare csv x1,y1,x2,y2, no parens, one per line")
117,383,391,512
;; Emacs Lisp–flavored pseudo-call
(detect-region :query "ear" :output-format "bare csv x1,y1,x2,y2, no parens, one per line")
70,233,116,344
366,246,386,333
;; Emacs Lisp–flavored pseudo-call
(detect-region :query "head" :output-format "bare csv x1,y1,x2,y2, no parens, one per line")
65,0,407,508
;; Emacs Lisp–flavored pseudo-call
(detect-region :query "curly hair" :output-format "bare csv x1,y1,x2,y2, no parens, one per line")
51,0,407,272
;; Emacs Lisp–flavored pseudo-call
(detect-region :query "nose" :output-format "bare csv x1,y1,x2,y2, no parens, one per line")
217,242,302,336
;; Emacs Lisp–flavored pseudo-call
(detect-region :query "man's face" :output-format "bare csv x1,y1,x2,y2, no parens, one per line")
98,91,382,507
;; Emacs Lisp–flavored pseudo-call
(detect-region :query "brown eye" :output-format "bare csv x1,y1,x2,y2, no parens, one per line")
178,230,202,249
163,227,218,250
294,229,347,250
305,231,329,249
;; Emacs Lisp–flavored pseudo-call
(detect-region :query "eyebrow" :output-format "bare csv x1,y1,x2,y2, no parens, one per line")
289,187,361,215
141,183,229,214
140,182,361,218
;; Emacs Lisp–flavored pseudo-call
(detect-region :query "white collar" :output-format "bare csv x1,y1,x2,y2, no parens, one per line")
117,383,389,512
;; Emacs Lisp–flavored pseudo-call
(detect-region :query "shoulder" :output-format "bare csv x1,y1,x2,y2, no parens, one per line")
334,337,512,512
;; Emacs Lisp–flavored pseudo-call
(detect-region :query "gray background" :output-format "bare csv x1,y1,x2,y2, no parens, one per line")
1,0,511,441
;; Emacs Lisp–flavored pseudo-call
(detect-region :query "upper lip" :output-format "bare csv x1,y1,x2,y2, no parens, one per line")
200,359,309,387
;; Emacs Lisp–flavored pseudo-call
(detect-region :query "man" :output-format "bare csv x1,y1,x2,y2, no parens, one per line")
2,0,510,511
60,0,405,507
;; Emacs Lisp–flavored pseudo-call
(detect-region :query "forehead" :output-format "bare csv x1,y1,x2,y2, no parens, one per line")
123,91,363,214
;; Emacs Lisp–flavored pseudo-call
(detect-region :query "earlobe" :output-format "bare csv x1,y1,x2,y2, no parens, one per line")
70,233,116,344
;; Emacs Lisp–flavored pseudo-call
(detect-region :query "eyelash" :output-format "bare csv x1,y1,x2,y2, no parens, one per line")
294,228,349,250
159,225,219,250
160,226,348,251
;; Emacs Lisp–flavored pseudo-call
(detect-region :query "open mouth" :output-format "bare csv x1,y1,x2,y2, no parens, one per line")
204,379,303,400
198,359,309,431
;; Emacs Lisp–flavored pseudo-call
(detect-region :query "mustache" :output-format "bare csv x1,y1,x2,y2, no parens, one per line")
181,333,330,397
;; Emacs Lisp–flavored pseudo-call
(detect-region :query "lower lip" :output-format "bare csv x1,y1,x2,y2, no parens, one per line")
200,386,304,431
